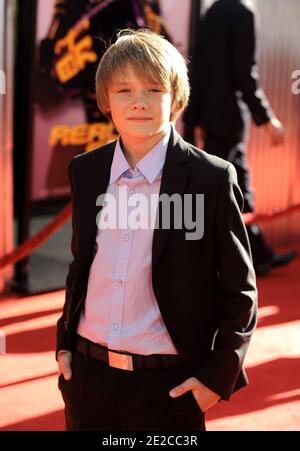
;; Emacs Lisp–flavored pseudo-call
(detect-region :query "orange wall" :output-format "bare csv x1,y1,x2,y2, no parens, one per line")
247,0,300,246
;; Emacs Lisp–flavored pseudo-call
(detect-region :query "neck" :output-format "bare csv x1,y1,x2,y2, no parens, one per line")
120,128,170,168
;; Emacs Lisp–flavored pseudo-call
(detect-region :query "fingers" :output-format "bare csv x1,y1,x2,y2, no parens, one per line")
169,377,199,398
268,118,285,146
272,134,284,146
58,351,72,380
270,126,284,145
169,377,221,414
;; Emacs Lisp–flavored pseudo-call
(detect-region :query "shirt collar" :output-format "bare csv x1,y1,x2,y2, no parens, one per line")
109,127,171,185
109,139,131,184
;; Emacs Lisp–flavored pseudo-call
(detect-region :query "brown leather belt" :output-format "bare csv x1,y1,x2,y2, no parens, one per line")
76,335,182,371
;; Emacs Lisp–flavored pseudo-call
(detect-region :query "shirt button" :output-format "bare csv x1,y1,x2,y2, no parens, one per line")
123,234,130,241
116,279,123,287
112,323,118,330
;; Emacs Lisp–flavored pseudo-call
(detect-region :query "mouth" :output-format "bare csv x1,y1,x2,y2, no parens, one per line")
127,117,152,121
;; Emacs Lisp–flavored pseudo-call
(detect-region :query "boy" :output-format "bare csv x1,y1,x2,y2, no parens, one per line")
57,29,257,431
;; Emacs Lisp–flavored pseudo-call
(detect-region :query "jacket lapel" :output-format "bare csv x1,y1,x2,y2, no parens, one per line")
88,142,115,257
152,128,190,269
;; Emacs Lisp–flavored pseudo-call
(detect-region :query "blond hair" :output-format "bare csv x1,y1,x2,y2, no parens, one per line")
95,29,190,120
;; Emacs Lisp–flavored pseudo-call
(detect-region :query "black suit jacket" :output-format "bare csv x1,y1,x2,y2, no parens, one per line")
184,0,273,141
56,128,257,400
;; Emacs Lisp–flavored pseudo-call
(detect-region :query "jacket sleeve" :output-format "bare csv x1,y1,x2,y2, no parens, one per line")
231,7,274,126
195,163,258,400
56,158,80,359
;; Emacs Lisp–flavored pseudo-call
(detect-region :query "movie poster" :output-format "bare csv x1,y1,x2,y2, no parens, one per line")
31,0,184,201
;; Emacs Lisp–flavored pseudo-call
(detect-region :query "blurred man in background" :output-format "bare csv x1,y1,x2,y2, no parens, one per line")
184,0,297,276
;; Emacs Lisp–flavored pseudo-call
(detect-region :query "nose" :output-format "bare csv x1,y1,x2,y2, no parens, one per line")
131,93,149,111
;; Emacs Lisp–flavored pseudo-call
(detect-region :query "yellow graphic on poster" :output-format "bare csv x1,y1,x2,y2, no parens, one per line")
49,122,118,152
54,19,97,83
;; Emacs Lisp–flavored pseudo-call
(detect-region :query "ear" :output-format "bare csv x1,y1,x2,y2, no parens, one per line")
102,109,111,120
171,96,180,114
170,97,182,121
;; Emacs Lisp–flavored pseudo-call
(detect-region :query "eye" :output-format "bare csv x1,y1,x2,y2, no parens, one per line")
117,88,130,93
148,88,162,93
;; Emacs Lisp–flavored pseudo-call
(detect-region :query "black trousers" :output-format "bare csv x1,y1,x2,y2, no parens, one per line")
204,133,253,213
204,132,273,265
58,350,206,431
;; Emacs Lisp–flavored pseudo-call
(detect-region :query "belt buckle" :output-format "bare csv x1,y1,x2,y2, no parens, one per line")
108,350,134,371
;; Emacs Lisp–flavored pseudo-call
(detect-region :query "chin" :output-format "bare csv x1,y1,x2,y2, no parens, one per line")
128,129,159,139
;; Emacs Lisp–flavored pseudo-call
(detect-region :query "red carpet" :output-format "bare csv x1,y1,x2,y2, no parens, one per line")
0,249,299,431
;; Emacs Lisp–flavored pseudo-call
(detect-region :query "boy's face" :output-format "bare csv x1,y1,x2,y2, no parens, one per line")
107,64,175,146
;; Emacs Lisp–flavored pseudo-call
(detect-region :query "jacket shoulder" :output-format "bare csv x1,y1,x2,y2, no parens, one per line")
70,140,116,170
187,142,231,173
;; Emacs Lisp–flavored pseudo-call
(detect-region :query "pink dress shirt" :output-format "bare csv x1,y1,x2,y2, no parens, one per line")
77,128,178,355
